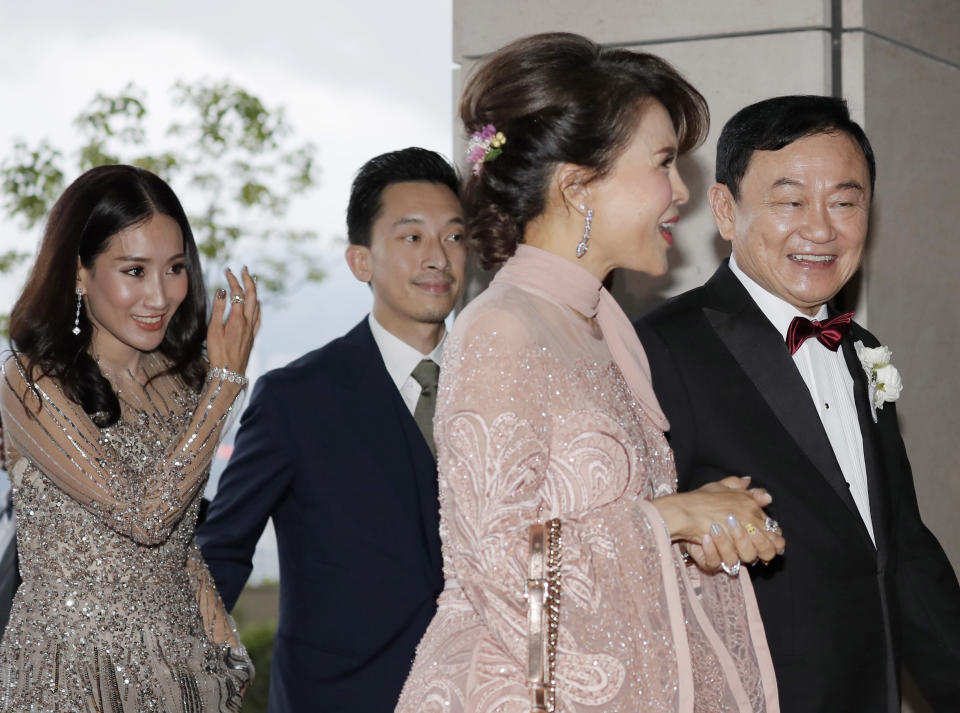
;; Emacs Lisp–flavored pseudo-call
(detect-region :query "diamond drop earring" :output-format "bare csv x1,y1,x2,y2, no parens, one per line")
72,288,83,336
576,207,593,258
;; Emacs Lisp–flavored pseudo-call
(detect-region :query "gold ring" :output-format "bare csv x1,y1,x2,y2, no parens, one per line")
745,523,759,536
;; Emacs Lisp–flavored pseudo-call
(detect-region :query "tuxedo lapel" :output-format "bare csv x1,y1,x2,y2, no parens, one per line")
840,333,890,564
701,265,861,518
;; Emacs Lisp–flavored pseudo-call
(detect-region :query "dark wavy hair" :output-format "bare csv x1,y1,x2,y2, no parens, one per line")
9,164,208,427
460,32,709,269
715,94,876,201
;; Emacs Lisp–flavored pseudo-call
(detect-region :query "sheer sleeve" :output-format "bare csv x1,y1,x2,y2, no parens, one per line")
434,309,690,700
423,302,775,711
185,543,240,647
0,355,244,545
185,542,255,686
434,308,554,668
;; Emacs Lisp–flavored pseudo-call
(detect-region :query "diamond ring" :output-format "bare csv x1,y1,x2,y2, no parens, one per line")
720,559,741,577
231,295,245,304
764,516,780,533
745,523,759,536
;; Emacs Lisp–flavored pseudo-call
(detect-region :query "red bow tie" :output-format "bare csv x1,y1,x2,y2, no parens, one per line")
786,312,854,355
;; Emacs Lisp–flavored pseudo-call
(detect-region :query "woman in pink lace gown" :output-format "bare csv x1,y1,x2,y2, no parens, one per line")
397,34,785,712
0,165,259,711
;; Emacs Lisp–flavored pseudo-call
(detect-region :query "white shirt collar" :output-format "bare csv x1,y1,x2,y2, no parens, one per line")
367,313,445,392
728,253,828,339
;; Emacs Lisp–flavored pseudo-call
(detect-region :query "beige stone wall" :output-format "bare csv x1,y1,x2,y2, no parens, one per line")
452,2,959,708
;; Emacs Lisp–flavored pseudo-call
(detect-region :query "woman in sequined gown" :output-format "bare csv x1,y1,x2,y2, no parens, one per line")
397,34,786,713
0,165,259,711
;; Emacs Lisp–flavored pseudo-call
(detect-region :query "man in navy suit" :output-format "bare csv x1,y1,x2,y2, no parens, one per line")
198,147,467,712
636,96,960,712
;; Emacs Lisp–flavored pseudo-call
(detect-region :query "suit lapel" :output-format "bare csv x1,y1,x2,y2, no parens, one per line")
343,320,442,578
702,265,861,519
840,332,890,564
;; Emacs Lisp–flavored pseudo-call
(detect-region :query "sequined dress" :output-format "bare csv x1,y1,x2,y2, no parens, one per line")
396,246,778,713
0,353,250,712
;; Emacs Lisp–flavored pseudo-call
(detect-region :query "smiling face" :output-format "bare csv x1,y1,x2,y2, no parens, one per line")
583,101,690,277
346,181,466,347
77,212,189,365
713,131,871,315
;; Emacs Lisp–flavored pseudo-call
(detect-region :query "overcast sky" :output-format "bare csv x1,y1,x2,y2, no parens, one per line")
0,0,454,581
0,0,454,364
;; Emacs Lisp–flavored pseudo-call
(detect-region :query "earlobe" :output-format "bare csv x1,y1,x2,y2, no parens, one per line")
556,164,592,216
344,244,372,283
76,258,88,293
708,184,737,242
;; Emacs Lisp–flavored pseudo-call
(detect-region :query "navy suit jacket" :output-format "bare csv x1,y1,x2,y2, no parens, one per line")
197,318,443,712
635,262,960,713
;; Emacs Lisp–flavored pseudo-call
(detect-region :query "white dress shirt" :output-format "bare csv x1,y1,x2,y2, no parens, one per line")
729,254,875,544
368,313,445,416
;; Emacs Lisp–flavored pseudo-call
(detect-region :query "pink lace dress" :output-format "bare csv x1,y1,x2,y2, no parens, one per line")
397,246,778,712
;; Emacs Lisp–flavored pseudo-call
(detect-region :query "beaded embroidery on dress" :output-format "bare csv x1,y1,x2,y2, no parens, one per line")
396,246,778,713
0,352,250,712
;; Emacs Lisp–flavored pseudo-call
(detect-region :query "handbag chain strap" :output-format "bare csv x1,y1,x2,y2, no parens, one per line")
525,518,562,712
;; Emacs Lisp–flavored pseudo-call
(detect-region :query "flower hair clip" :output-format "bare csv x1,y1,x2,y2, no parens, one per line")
466,124,506,175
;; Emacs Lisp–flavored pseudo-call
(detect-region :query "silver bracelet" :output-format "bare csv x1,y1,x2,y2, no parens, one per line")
207,366,248,387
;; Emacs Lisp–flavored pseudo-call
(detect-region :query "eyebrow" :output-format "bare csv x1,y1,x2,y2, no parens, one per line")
835,180,865,192
770,177,864,192
113,252,186,262
770,178,802,189
654,146,677,155
392,216,465,227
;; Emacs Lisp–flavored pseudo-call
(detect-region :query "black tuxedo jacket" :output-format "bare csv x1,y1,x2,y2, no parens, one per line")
197,318,443,713
635,262,960,713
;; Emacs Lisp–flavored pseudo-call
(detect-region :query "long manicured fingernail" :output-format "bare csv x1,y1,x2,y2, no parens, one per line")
726,514,740,529
710,523,723,536
216,289,226,300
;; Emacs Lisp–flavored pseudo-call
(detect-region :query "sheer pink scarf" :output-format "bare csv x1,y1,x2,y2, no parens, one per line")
493,244,670,431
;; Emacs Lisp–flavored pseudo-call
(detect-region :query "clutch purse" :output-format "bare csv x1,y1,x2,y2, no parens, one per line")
525,518,562,712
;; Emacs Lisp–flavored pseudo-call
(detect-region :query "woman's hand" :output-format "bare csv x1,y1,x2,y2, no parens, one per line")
652,476,785,573
207,266,261,375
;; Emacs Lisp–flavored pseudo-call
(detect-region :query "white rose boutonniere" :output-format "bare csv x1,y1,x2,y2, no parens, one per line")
854,340,903,422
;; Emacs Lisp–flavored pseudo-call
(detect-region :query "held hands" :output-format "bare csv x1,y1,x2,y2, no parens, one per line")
206,267,261,376
652,476,785,575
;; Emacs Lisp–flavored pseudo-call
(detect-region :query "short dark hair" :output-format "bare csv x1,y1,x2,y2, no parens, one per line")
459,32,709,269
346,147,460,246
716,95,876,200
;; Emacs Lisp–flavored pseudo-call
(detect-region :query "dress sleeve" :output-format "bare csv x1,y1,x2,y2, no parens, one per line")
434,311,553,669
185,542,240,646
185,542,255,687
0,356,244,545
428,308,774,711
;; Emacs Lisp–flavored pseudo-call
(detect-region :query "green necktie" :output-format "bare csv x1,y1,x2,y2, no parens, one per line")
411,358,440,458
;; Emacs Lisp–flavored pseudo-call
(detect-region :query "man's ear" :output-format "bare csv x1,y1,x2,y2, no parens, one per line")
345,244,372,283
708,183,737,243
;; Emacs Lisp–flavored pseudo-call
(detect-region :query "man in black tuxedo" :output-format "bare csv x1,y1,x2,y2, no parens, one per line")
636,96,960,712
197,147,467,712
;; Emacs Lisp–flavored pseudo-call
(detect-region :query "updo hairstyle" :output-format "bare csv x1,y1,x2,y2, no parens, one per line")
460,32,709,269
